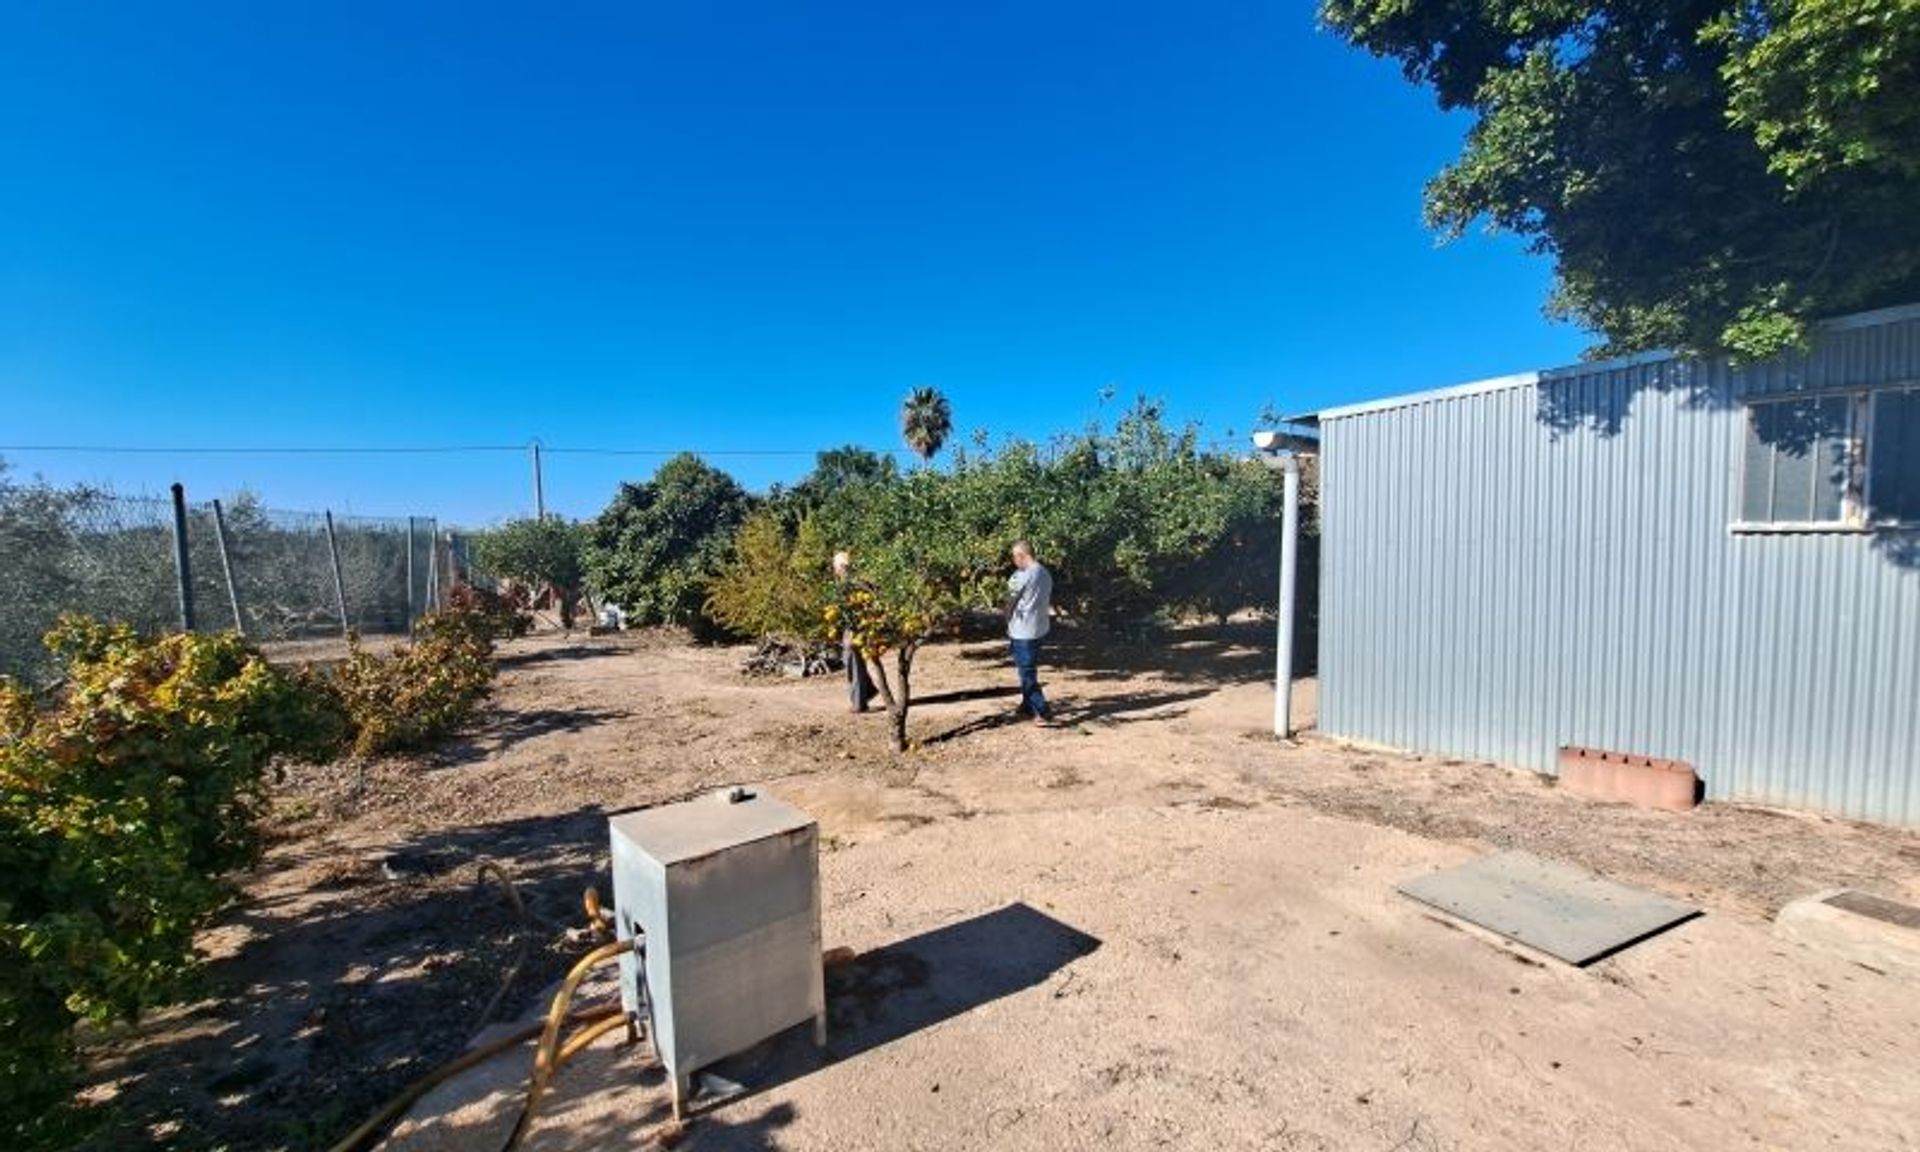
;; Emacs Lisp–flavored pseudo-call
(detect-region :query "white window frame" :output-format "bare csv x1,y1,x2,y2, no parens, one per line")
1732,389,1867,533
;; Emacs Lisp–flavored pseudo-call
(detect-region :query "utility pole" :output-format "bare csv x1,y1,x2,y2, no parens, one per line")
531,440,546,520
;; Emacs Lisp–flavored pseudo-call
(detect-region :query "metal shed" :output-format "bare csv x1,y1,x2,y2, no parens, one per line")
1310,303,1920,826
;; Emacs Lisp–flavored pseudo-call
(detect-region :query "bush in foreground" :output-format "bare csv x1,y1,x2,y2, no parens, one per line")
0,620,337,1148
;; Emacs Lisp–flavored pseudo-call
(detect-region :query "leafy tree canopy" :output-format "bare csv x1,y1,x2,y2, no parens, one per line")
1321,0,1920,359
585,454,753,632
766,445,902,526
471,517,589,625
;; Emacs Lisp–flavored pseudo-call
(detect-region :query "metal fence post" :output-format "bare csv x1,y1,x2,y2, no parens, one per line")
324,510,350,638
169,482,196,632
405,516,417,635
211,498,245,636
425,524,440,612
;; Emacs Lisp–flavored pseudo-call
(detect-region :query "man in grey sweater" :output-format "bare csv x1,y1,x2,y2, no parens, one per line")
1004,541,1055,725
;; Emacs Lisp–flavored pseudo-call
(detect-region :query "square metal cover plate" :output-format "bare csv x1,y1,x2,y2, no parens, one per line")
1398,850,1700,966
610,788,815,866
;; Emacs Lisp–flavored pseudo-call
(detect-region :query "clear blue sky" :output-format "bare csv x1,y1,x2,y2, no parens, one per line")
1,1,1589,525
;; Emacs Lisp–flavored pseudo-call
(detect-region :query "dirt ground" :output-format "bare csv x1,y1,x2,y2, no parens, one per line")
80,624,1920,1151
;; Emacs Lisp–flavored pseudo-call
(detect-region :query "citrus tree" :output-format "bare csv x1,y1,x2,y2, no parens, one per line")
818,472,1001,751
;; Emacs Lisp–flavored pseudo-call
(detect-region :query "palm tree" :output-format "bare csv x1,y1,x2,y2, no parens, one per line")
900,387,953,464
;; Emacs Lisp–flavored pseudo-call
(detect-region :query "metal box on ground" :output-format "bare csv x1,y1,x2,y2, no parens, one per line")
609,788,825,1117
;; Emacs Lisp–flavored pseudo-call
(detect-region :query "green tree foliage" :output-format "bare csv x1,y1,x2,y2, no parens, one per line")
704,510,836,647
778,446,899,517
900,387,954,463
819,471,1003,751
0,621,337,1147
790,400,1309,750
1321,0,1920,358
470,517,588,626
1717,0,1920,190
585,454,753,633
955,400,1301,628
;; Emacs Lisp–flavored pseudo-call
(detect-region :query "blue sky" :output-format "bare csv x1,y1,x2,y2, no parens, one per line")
0,2,1588,524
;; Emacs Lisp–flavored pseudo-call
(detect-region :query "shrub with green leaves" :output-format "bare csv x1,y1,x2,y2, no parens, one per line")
328,608,498,757
0,619,339,1147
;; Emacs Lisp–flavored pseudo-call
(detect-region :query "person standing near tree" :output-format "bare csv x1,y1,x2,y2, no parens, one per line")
832,551,875,713
1005,541,1055,726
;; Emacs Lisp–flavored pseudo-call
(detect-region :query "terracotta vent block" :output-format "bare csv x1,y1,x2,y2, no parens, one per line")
1557,746,1699,812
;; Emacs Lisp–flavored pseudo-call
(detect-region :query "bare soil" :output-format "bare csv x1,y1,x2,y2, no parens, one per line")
80,623,1920,1151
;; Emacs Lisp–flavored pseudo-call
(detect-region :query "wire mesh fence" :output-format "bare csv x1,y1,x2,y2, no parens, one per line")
0,480,443,682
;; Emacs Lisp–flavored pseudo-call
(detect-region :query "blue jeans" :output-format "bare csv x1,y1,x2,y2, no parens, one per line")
1010,638,1050,719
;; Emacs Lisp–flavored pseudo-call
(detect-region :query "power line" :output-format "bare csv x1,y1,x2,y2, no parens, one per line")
0,443,915,458
544,447,904,458
0,444,526,455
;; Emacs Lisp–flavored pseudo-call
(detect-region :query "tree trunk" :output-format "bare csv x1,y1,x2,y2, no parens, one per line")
861,644,916,752
889,648,914,751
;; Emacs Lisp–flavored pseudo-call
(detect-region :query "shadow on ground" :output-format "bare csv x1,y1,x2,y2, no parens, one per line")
438,707,633,764
922,685,1216,745
683,902,1099,1144
78,807,624,1152
496,644,621,670
956,619,1303,685
366,906,1099,1151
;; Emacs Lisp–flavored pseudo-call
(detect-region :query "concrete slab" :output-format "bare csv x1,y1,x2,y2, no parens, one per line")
1775,889,1920,982
1397,850,1700,966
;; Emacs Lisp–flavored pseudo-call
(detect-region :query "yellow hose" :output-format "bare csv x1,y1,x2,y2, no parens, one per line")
555,1009,633,1064
502,937,636,1151
582,886,614,940
323,1005,619,1152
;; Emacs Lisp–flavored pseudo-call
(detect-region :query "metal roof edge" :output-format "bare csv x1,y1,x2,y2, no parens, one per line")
1313,301,1920,423
1316,371,1541,422
1818,301,1920,332
1537,347,1677,380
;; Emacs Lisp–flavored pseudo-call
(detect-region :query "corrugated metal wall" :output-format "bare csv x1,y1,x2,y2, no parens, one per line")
1318,307,1920,826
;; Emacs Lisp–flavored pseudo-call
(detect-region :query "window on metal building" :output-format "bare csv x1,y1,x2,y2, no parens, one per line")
1867,387,1920,524
1737,387,1920,529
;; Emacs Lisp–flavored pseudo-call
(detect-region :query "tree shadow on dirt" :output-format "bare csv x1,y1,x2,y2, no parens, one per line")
911,685,1020,708
496,643,623,670
1067,686,1215,725
955,619,1305,684
78,806,624,1152
920,684,1215,746
918,710,1025,746
436,707,634,765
